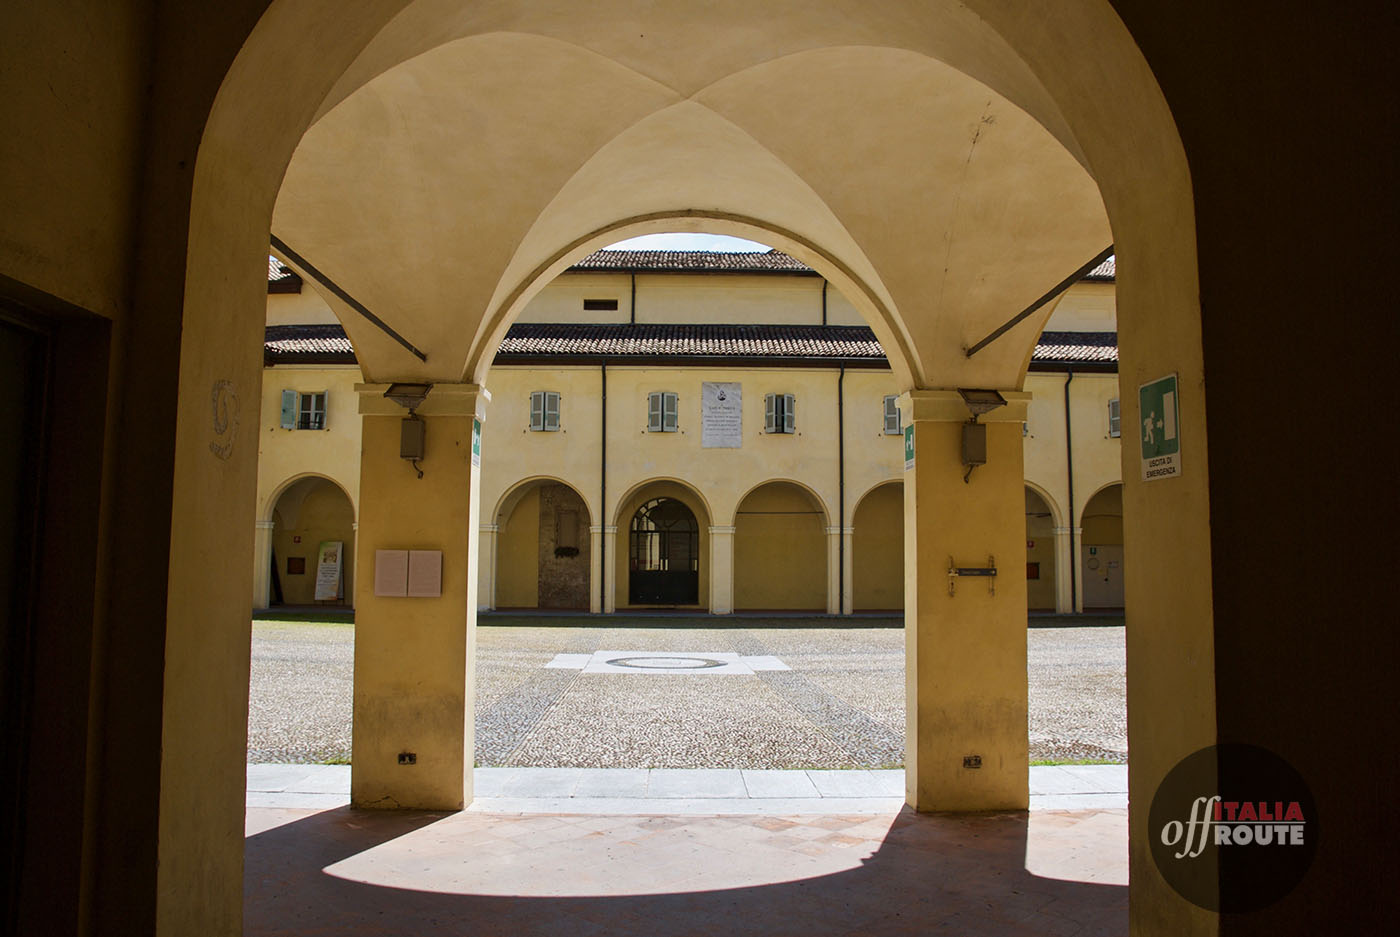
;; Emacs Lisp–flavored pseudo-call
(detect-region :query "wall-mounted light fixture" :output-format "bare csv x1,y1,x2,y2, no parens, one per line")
384,383,432,478
957,389,1007,483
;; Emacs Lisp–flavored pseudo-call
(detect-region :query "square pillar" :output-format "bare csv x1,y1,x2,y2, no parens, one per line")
588,525,604,614
478,524,498,610
708,525,735,614
1053,525,1075,614
601,525,618,613
351,383,488,811
252,520,275,608
901,390,1030,811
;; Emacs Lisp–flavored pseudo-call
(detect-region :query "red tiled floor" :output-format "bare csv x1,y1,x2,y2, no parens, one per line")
245,807,1128,936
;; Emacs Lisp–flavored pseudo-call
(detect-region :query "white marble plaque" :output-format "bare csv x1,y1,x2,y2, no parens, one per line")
701,382,742,448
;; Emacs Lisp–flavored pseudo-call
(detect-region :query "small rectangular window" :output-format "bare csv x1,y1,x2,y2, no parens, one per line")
293,391,327,430
583,298,619,311
883,395,902,435
1108,398,1121,438
648,391,678,432
764,393,796,433
530,390,561,431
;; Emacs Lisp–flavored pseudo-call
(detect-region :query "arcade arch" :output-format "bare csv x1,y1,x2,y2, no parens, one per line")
852,481,903,613
613,479,712,610
152,3,1214,933
490,477,592,610
1024,485,1060,613
261,474,355,608
732,480,829,612
1080,483,1125,610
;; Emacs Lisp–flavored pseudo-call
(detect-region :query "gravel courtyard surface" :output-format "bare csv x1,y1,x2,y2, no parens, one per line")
247,619,1125,767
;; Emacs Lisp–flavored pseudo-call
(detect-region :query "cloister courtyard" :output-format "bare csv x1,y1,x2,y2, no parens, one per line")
248,618,1127,770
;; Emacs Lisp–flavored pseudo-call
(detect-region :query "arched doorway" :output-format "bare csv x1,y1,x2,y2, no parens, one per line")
1080,484,1124,610
268,476,354,607
852,481,903,612
628,498,699,605
1025,486,1058,613
494,479,591,610
732,481,827,612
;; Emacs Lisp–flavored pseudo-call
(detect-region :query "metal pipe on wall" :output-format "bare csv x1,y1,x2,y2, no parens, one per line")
1064,369,1077,614
837,365,845,615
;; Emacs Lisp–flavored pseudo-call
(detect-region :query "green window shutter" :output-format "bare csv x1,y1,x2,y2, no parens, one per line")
280,389,297,429
883,395,901,434
783,394,796,433
764,393,776,433
544,391,561,431
662,392,678,431
1108,398,1121,437
530,391,544,431
647,392,663,432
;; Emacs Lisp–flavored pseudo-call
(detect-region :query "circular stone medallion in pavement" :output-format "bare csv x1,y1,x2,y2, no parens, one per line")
605,656,728,670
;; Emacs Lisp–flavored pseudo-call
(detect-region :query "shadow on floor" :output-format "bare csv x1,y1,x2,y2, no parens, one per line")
245,806,1126,936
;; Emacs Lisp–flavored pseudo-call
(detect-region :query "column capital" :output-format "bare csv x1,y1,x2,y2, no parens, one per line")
898,389,1030,424
355,382,491,418
255,520,275,530
478,524,499,533
708,525,736,535
824,526,856,535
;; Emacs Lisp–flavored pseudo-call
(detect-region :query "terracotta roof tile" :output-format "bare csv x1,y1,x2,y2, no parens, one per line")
1033,331,1119,363
569,248,816,274
568,249,1116,282
263,324,356,363
265,322,1120,368
496,323,884,360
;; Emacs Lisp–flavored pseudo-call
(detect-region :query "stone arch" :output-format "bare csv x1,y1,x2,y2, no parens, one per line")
852,480,904,613
265,474,356,607
489,476,593,610
612,478,713,610
1080,482,1124,610
733,480,829,612
261,470,357,525
1024,484,1059,613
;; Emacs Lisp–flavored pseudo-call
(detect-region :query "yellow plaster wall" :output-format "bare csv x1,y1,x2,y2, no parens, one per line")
1044,281,1117,332
0,0,151,320
853,482,903,610
1082,484,1124,544
265,284,340,325
256,367,364,520
1023,371,1122,528
495,487,540,607
733,482,827,610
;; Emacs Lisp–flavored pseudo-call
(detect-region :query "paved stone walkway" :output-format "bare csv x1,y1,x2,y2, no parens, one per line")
247,763,1128,813
248,621,1126,767
245,801,1128,936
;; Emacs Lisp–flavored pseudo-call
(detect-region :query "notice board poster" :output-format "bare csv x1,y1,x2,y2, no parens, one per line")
701,382,742,448
313,540,343,600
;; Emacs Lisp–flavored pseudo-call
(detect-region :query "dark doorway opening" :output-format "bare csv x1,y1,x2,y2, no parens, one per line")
628,498,698,604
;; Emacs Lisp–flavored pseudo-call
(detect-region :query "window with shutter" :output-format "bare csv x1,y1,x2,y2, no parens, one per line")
883,395,901,434
280,389,298,429
647,392,664,432
1108,398,1121,438
529,391,544,431
765,393,796,433
296,391,327,430
662,392,678,431
544,391,561,431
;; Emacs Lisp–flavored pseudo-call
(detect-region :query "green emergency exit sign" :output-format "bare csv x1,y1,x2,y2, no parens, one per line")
1139,373,1181,481
904,424,915,471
